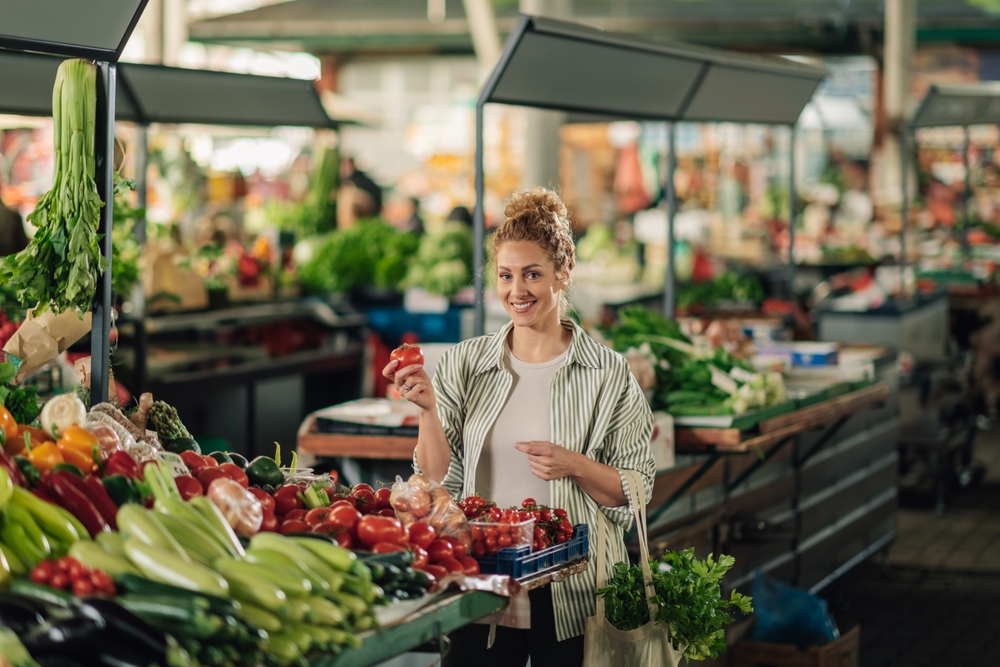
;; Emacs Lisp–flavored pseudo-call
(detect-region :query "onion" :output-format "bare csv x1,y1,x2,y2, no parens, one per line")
207,478,263,537
40,394,87,439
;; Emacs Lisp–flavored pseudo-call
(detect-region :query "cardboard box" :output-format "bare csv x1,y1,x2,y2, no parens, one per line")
729,625,859,667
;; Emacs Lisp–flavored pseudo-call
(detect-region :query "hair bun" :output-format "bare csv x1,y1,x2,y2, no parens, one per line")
503,187,568,225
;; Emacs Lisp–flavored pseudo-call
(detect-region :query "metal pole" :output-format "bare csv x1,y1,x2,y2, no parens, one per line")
899,128,908,296
134,125,148,244
91,62,116,405
788,125,796,298
963,125,971,262
474,101,486,337
663,122,677,319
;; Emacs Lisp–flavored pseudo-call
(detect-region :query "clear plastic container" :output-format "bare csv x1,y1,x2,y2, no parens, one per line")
469,517,535,557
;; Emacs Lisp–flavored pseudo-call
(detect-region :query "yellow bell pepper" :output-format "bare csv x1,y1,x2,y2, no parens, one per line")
25,441,64,474
57,425,99,475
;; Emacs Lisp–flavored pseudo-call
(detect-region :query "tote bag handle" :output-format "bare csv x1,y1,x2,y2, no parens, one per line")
594,470,658,624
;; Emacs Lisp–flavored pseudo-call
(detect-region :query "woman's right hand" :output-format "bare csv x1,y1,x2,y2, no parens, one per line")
383,359,435,411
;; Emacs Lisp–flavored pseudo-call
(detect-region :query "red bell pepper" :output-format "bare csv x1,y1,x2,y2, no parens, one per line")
40,470,109,537
0,448,26,487
82,476,119,530
103,450,141,480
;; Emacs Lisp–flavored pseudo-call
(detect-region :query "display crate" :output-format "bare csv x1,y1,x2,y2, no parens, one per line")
475,524,588,579
729,625,859,667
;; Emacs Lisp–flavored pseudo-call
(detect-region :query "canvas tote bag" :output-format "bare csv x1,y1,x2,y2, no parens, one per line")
583,469,683,667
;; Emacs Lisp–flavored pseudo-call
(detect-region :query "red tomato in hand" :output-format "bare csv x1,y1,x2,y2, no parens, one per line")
259,509,278,533
279,519,309,535
325,504,362,533
411,546,429,569
248,488,275,513
427,538,454,563
219,463,249,488
173,475,203,501
407,522,437,550
356,515,404,549
389,344,424,368
373,487,392,510
459,557,480,576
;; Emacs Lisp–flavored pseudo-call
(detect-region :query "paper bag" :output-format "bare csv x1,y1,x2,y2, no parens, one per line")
2,309,92,381
141,241,208,312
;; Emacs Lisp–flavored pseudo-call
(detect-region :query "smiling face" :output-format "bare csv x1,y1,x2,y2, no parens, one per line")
496,240,568,330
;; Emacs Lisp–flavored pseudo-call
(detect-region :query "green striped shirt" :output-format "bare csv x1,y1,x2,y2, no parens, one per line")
414,318,655,640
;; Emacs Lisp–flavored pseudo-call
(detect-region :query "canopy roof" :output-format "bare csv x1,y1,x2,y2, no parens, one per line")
0,50,337,128
481,16,826,125
0,0,147,61
909,83,1000,129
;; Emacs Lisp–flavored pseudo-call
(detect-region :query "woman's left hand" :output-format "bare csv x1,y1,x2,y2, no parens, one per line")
514,441,580,481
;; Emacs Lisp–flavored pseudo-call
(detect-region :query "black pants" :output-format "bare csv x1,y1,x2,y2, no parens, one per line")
442,586,584,667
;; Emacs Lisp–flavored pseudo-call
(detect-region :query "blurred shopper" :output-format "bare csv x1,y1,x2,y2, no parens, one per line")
339,157,383,214
0,181,28,256
338,157,383,229
402,196,425,236
446,205,474,228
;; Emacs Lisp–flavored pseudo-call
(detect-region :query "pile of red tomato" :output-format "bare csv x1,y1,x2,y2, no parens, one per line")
29,556,115,597
176,451,250,501
459,496,574,552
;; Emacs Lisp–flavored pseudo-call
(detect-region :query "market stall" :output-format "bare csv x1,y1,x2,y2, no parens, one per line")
471,14,827,332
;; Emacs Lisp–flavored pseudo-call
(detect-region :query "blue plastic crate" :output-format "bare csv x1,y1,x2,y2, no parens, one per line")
475,524,589,579
365,306,468,346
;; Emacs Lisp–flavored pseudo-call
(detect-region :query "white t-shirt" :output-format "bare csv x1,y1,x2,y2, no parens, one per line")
474,342,569,509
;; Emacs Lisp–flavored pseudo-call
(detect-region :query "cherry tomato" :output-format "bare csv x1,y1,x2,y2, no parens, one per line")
356,514,404,548
559,519,574,535
554,508,568,520
407,522,437,550
411,546,429,569
30,561,54,584
174,475,203,501
325,505,362,533
446,537,468,560
459,557,480,576
219,463,249,488
56,557,77,573
196,468,228,491
427,538,454,563
488,507,502,522
259,509,278,532
484,536,497,552
439,558,465,575
284,509,308,522
373,487,393,510
471,541,487,557
333,530,353,549
72,579,94,597
248,488,276,513
49,573,70,590
518,511,531,523
90,570,114,594
351,487,376,511
540,509,552,523
279,519,309,535
521,498,536,508
389,344,424,368
497,534,512,548
67,561,88,581
305,508,332,528
371,542,407,554
180,450,207,474
423,564,449,580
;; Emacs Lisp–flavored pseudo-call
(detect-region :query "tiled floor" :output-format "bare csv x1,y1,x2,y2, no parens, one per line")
820,424,1000,667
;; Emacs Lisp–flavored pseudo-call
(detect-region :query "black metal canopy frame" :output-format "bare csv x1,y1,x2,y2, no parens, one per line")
0,0,150,405
0,40,340,397
473,15,826,335
898,82,1000,281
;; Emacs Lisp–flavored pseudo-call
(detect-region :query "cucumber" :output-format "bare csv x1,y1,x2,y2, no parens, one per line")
219,568,289,615
237,601,283,633
9,579,73,607
0,543,26,575
214,558,312,599
69,541,139,577
115,574,239,617
123,540,229,598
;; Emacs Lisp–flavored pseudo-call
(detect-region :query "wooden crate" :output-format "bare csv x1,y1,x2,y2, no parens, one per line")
729,625,859,667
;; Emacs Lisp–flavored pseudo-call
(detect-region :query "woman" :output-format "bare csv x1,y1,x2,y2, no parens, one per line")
384,188,655,667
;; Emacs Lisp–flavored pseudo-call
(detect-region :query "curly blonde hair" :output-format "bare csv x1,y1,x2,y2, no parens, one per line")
487,187,576,312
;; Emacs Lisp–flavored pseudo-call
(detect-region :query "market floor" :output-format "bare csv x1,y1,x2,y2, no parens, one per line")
819,425,1000,667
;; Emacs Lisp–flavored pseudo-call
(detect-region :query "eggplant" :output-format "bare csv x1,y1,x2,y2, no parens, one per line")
77,598,172,660
0,596,47,634
21,615,105,654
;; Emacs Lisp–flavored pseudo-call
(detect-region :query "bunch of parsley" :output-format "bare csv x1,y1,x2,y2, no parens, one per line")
598,548,753,661
0,362,41,425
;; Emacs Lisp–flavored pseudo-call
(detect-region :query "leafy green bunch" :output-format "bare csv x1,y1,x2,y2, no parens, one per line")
678,272,764,309
111,176,142,299
297,219,418,295
0,362,41,425
402,222,474,297
598,548,753,661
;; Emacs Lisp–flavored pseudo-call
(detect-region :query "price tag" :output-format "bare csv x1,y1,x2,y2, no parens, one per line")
729,367,757,384
156,451,190,478
710,365,739,395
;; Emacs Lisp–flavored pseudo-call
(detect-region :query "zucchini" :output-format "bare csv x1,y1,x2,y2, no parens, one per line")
288,537,356,572
306,596,345,626
328,627,362,650
328,590,368,618
219,568,289,615
96,530,127,557
117,505,191,563
69,541,139,577
214,558,312,599
245,548,330,595
123,540,230,598
115,574,239,617
278,627,312,654
251,533,341,584
237,601,282,633
266,635,303,666
286,598,311,623
8,579,73,607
